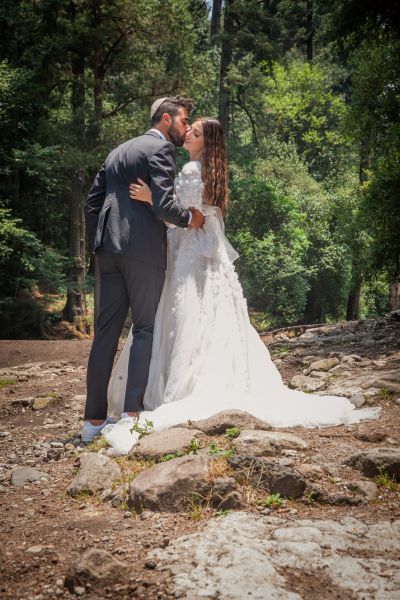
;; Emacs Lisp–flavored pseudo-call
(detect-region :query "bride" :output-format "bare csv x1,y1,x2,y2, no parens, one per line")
103,117,379,454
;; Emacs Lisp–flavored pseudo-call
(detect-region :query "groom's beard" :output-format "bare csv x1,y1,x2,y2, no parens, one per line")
167,123,186,147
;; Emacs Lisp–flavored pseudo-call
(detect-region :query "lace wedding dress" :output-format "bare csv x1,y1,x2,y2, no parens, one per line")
103,161,379,454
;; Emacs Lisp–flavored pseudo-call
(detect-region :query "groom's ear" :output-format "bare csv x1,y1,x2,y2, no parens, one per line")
162,112,172,125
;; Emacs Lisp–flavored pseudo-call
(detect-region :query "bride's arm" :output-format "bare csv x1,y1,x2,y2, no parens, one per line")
130,179,153,205
130,180,175,227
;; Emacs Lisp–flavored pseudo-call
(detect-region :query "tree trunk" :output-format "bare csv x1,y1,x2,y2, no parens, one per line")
346,280,361,321
211,0,222,41
306,0,313,62
63,50,86,327
359,136,370,183
218,0,234,136
389,281,400,311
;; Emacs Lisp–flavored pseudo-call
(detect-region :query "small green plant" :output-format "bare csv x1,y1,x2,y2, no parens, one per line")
208,441,234,458
215,509,231,517
271,345,290,359
86,437,110,452
159,451,186,462
187,494,205,521
305,490,319,505
258,493,283,509
130,419,154,439
188,438,203,454
0,377,15,390
375,467,397,491
377,387,393,401
225,427,241,439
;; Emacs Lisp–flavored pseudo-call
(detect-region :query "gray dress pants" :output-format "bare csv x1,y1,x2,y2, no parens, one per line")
85,249,165,420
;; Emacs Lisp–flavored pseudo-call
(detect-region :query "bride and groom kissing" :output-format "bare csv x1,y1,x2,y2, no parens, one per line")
82,95,378,454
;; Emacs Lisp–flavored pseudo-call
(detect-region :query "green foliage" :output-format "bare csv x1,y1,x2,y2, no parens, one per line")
159,451,186,462
257,493,284,508
208,441,234,458
130,419,154,439
225,428,241,439
0,377,15,390
375,467,397,492
0,208,67,338
0,0,399,334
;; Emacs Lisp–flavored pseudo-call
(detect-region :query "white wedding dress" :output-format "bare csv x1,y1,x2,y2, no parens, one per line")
103,161,379,454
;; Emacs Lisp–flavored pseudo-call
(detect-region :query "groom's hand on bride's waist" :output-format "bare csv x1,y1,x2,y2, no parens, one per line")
188,207,205,229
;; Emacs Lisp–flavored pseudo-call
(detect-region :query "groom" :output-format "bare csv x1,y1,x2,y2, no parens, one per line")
82,96,205,442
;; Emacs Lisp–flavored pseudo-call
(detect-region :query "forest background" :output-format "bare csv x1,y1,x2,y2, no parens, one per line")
0,0,399,339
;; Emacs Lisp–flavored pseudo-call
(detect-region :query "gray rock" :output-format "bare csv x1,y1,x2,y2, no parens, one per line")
183,410,270,435
354,425,387,443
345,447,400,480
11,466,48,487
228,456,306,498
129,454,212,513
350,480,379,500
304,357,339,374
26,545,44,554
295,464,324,480
349,393,366,408
129,427,205,460
32,396,52,410
211,477,237,506
232,431,307,457
289,375,325,392
149,512,400,599
67,452,121,496
11,397,34,407
360,369,400,393
64,548,126,592
217,491,243,511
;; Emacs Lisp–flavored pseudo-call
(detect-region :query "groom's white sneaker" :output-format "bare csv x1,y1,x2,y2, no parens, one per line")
121,411,141,419
81,416,116,444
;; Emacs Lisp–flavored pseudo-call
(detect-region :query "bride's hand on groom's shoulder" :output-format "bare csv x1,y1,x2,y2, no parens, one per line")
129,178,152,205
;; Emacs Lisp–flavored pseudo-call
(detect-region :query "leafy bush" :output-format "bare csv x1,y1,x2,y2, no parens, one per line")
0,209,66,337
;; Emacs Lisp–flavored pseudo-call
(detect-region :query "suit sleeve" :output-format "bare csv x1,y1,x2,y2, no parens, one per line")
84,162,106,253
148,145,190,228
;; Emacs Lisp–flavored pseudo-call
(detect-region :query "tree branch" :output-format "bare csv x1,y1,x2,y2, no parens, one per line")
102,89,176,119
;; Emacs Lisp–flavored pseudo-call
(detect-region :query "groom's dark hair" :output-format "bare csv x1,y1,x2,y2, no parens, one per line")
151,96,195,126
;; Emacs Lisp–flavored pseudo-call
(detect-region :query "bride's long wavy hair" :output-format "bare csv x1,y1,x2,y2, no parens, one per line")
196,117,229,215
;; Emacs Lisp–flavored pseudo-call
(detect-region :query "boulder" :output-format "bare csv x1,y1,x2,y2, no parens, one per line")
349,393,366,409
350,480,379,500
304,357,339,374
232,431,307,457
67,452,121,496
183,410,271,435
129,427,205,460
217,491,243,511
211,477,237,507
289,375,325,392
354,425,387,443
360,370,400,393
32,397,52,410
129,454,212,512
64,549,126,592
344,447,400,481
11,466,48,487
228,455,306,498
295,464,324,480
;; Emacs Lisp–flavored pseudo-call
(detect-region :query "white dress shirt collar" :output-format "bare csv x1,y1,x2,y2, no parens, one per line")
149,128,166,141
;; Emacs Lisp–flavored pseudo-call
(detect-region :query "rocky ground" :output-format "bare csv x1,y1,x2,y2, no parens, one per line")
0,314,399,600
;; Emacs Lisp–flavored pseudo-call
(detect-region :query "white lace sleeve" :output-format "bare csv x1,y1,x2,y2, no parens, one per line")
174,161,203,210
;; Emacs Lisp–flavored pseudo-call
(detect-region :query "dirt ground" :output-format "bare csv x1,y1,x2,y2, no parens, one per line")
0,329,399,600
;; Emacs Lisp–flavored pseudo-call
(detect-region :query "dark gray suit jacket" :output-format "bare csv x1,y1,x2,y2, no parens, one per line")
84,130,190,270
